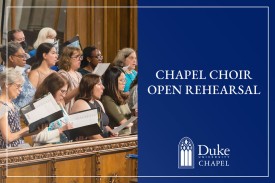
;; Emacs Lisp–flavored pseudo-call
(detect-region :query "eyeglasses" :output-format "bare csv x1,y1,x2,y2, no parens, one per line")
60,89,68,95
71,55,83,60
13,54,27,59
11,83,23,89
96,54,103,60
118,79,126,83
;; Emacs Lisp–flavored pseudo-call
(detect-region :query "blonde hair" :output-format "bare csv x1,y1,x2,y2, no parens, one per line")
33,27,57,49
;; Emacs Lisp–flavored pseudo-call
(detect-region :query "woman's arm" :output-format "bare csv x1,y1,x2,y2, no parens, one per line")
102,96,127,125
0,113,29,143
32,121,72,143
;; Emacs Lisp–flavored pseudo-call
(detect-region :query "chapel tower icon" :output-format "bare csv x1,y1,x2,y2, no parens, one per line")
178,137,194,169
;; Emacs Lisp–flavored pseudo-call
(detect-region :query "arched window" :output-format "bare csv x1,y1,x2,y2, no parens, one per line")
178,137,194,169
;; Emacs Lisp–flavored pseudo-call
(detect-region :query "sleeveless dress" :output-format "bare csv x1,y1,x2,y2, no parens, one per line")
84,100,110,138
0,101,24,148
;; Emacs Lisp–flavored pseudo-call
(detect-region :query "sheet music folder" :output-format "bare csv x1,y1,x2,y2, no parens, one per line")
63,109,102,141
20,93,63,133
63,124,102,141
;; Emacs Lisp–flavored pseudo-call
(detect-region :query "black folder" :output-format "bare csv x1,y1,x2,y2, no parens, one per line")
63,124,102,141
28,110,64,133
20,93,64,133
62,109,103,141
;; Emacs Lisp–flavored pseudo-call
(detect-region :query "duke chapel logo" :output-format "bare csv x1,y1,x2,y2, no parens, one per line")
178,137,230,169
178,137,195,169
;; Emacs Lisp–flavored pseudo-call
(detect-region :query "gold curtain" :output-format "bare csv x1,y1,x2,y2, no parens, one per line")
66,0,138,63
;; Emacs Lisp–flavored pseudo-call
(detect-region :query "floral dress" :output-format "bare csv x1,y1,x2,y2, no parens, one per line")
0,102,24,148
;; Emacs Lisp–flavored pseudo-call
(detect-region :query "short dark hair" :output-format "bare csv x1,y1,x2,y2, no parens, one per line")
80,46,97,68
8,29,23,41
34,72,71,99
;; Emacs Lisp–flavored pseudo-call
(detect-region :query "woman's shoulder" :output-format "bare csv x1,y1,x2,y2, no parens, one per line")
70,99,90,114
101,95,114,102
95,100,105,111
58,69,66,74
0,102,8,119
58,70,69,77
29,69,39,77
76,71,82,78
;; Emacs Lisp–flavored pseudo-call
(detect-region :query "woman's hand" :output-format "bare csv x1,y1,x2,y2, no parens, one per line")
59,122,73,134
105,126,118,137
37,123,49,131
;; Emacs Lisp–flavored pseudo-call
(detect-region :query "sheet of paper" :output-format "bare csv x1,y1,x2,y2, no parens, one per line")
68,109,98,129
132,103,137,109
92,63,110,76
33,93,60,111
111,116,138,134
25,102,59,124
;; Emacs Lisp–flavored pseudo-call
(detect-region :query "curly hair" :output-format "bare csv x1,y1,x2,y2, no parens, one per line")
113,48,135,67
0,42,22,63
58,46,82,71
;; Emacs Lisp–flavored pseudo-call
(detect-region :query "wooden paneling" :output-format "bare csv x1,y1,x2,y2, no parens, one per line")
99,150,136,183
0,136,137,183
55,157,92,183
6,163,49,183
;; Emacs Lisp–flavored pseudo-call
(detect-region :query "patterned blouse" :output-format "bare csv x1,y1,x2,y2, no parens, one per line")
58,70,82,113
13,65,36,108
47,111,69,143
0,101,24,148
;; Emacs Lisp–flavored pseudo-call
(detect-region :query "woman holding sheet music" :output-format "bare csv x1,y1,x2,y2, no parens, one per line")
0,68,33,148
32,72,73,146
101,67,133,135
70,74,116,139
